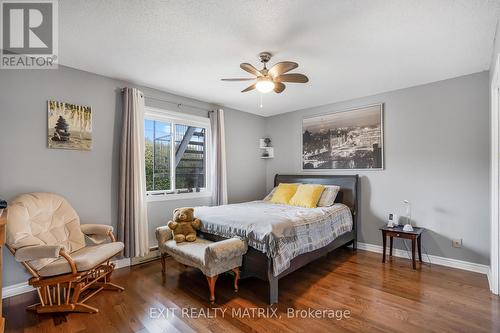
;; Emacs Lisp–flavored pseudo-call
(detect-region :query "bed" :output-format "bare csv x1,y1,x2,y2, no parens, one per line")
196,174,359,304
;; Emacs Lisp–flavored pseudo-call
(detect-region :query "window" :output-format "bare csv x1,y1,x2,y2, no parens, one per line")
144,108,210,200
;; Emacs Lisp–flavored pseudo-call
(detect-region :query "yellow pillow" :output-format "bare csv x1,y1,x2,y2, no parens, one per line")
289,184,325,208
270,183,300,204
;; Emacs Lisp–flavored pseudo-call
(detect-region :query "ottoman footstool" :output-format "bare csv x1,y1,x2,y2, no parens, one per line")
156,226,247,303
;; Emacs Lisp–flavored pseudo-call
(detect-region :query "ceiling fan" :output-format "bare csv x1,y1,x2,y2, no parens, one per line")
221,52,309,94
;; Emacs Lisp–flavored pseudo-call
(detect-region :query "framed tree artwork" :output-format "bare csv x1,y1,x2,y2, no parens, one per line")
302,103,384,170
47,100,92,150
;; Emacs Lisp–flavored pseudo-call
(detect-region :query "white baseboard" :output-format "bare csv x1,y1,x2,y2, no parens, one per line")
487,267,493,292
3,243,489,299
2,281,35,299
113,257,131,269
357,242,489,275
130,249,160,266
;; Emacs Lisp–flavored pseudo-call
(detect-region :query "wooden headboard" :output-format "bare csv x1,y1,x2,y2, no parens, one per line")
273,174,359,215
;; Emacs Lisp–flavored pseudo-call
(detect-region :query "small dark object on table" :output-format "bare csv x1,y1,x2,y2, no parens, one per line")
380,225,425,269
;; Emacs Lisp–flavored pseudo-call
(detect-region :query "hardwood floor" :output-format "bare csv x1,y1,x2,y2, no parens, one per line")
3,248,499,333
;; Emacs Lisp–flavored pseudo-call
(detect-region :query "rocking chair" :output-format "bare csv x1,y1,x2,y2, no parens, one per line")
5,193,125,313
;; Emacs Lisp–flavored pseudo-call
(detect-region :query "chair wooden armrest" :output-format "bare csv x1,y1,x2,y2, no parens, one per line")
58,250,77,275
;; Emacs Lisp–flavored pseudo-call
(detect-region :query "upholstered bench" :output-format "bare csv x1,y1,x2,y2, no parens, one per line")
156,226,247,303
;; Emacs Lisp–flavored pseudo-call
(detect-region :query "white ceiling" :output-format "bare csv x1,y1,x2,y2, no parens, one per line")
59,0,500,116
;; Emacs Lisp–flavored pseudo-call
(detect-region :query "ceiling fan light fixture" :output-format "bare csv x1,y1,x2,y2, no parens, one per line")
222,52,308,94
256,77,275,93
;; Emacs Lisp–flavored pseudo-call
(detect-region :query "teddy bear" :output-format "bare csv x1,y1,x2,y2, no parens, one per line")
167,207,201,243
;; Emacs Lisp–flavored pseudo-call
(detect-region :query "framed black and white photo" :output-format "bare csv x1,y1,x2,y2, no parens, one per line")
302,103,384,170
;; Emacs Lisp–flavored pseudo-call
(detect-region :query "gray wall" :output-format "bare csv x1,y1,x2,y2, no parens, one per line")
0,67,490,288
0,66,267,287
265,72,490,265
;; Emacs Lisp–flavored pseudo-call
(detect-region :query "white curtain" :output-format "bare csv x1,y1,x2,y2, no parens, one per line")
209,109,228,205
118,87,149,257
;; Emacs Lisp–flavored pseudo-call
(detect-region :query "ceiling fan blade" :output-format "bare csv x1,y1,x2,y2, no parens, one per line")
241,83,256,93
221,78,255,81
268,62,298,78
274,82,286,93
275,73,309,83
240,63,261,77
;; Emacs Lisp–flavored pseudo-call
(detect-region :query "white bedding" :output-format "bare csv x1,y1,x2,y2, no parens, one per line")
195,201,353,276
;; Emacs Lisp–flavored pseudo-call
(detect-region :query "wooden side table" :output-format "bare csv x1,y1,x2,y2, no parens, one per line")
380,226,424,269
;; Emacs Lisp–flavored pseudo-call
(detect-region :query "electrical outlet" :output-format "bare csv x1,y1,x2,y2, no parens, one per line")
452,239,462,248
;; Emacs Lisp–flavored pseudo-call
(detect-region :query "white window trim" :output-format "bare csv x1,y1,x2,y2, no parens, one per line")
146,190,212,202
144,106,212,202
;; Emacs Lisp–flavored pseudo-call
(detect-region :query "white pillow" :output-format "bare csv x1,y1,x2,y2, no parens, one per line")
317,185,340,207
263,187,277,201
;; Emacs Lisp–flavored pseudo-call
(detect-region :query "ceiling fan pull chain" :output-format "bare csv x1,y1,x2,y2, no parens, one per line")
260,93,264,108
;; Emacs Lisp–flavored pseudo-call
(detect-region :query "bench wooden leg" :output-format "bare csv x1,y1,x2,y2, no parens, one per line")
206,275,218,304
231,268,240,292
160,253,167,275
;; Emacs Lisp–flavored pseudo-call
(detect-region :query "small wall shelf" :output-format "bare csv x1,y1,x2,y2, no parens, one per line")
260,147,274,159
259,138,274,159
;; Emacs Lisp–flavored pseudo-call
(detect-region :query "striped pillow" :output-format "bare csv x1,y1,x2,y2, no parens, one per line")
317,185,340,207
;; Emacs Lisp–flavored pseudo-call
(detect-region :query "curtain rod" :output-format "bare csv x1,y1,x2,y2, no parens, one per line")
121,88,213,113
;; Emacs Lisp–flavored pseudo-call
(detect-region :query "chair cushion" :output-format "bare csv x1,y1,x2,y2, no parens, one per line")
7,193,87,270
38,242,124,277
163,238,247,277
205,238,248,261
164,238,213,266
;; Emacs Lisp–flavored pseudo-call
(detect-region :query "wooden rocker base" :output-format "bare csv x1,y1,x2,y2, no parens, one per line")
27,303,100,314
27,263,124,314
91,282,125,291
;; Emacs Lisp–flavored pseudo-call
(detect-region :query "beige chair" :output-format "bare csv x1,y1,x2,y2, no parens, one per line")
6,192,124,314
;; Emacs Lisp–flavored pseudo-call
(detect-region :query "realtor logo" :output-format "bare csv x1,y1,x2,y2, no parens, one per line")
1,0,58,69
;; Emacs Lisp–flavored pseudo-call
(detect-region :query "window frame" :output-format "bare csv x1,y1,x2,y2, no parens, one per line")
144,106,212,202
